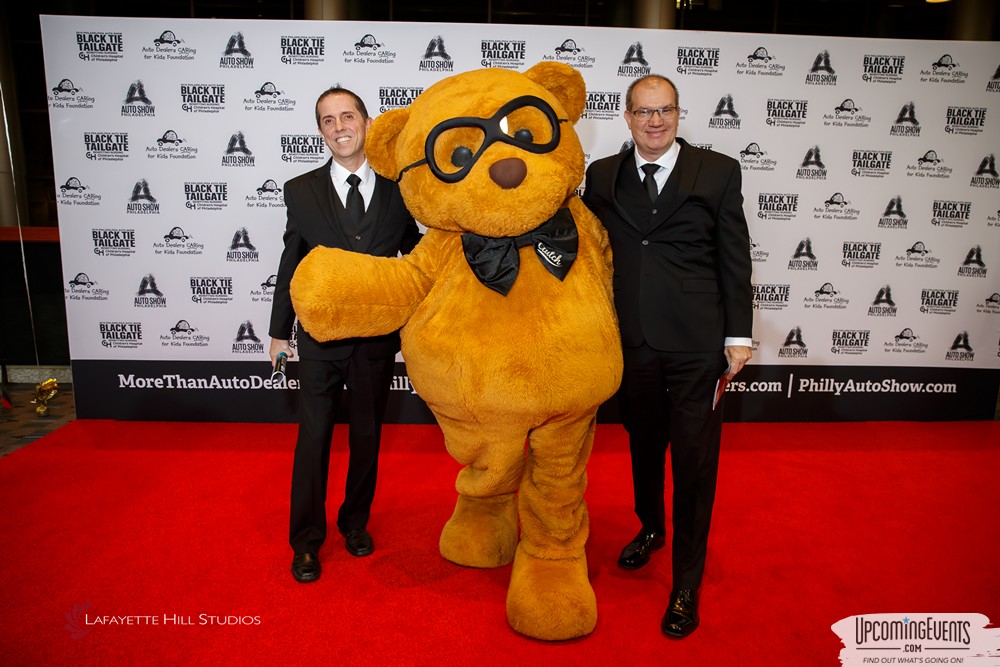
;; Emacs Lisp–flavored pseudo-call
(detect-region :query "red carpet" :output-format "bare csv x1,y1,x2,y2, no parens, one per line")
1,420,998,665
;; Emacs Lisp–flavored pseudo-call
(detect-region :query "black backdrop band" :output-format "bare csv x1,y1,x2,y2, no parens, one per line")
69,360,998,423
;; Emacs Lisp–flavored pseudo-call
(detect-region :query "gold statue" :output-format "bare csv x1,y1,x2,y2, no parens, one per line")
33,378,59,417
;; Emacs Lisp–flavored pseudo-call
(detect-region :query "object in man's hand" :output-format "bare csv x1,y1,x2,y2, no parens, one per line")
33,378,59,417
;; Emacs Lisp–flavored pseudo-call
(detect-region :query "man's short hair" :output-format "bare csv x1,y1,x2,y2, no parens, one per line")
314,86,369,127
625,75,680,111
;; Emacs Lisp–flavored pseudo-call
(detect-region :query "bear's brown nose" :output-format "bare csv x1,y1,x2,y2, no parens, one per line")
488,158,527,189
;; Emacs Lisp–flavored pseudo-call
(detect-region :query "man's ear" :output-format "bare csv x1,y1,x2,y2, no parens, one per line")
524,61,586,124
365,107,410,180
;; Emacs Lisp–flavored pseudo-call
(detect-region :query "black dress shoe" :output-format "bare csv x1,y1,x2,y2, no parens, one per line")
662,588,700,638
291,552,321,583
617,528,665,570
344,529,374,557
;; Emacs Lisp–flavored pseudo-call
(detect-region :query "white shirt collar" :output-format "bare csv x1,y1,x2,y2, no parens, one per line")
330,159,371,186
634,140,680,172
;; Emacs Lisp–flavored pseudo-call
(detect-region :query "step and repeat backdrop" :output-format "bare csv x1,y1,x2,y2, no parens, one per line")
40,15,1000,421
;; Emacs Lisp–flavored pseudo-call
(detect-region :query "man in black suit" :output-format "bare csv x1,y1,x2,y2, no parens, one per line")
582,75,752,638
268,87,421,583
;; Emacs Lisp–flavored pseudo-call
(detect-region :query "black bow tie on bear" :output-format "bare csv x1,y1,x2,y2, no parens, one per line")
461,208,578,296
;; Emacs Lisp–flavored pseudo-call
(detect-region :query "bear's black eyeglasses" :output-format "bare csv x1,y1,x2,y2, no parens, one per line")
395,95,567,184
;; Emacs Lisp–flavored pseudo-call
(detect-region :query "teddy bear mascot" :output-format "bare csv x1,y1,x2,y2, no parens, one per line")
289,62,623,640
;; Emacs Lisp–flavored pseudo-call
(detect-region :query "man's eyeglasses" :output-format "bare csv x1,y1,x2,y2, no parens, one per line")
396,95,568,184
628,106,679,121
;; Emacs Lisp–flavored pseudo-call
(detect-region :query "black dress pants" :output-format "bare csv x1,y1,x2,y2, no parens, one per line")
619,343,728,590
289,347,394,554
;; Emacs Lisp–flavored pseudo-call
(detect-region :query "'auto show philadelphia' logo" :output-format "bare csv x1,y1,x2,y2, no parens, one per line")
618,42,651,78
244,81,296,113
804,50,837,85
418,36,453,72
189,276,234,304
757,192,797,221
147,129,197,161
851,148,892,178
222,132,255,167
735,46,784,77
65,271,108,302
233,320,265,354
905,149,952,179
957,245,987,278
888,102,919,137
58,177,101,207
121,81,155,117
220,32,254,68
227,228,259,263
765,98,807,127
796,146,827,180
877,195,908,229
344,33,396,65
84,131,128,161
831,329,870,356
675,45,719,76
280,135,325,164
280,34,325,65
480,38,526,70
707,95,740,130
861,53,904,83
944,106,986,136
970,154,999,188
100,321,142,349
144,29,195,61
543,39,594,69
919,53,968,83
931,199,971,228
788,238,819,271
740,143,776,173
49,78,95,109
184,182,228,211
379,86,423,113
582,90,621,121
868,285,897,317
752,283,790,311
777,327,808,358
988,63,1000,92
126,179,160,215
180,83,226,113
841,241,881,269
76,31,124,62
883,327,928,355
945,331,975,362
161,319,209,348
92,228,136,258
134,274,167,308
154,226,203,256
822,98,871,128
919,288,959,315
804,282,848,311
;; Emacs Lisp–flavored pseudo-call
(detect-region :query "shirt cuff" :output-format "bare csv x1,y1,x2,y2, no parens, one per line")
724,337,753,348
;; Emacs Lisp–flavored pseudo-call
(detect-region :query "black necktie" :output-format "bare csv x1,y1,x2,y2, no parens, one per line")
641,163,660,202
345,173,364,226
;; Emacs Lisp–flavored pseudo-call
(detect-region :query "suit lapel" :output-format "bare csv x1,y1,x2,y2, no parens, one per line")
608,149,642,232
307,159,351,247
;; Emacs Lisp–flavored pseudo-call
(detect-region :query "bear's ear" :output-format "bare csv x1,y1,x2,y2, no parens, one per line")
524,62,586,124
366,107,410,180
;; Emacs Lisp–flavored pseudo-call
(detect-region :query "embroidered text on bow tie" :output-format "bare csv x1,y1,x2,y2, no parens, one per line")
460,208,578,296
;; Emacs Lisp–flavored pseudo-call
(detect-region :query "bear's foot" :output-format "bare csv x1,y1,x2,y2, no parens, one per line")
506,544,596,641
439,494,518,568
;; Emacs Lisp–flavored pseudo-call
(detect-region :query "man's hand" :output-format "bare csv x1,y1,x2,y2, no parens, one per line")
269,338,293,366
724,345,752,378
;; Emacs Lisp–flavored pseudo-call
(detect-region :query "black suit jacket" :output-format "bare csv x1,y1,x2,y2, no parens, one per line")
268,159,421,361
582,138,752,352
